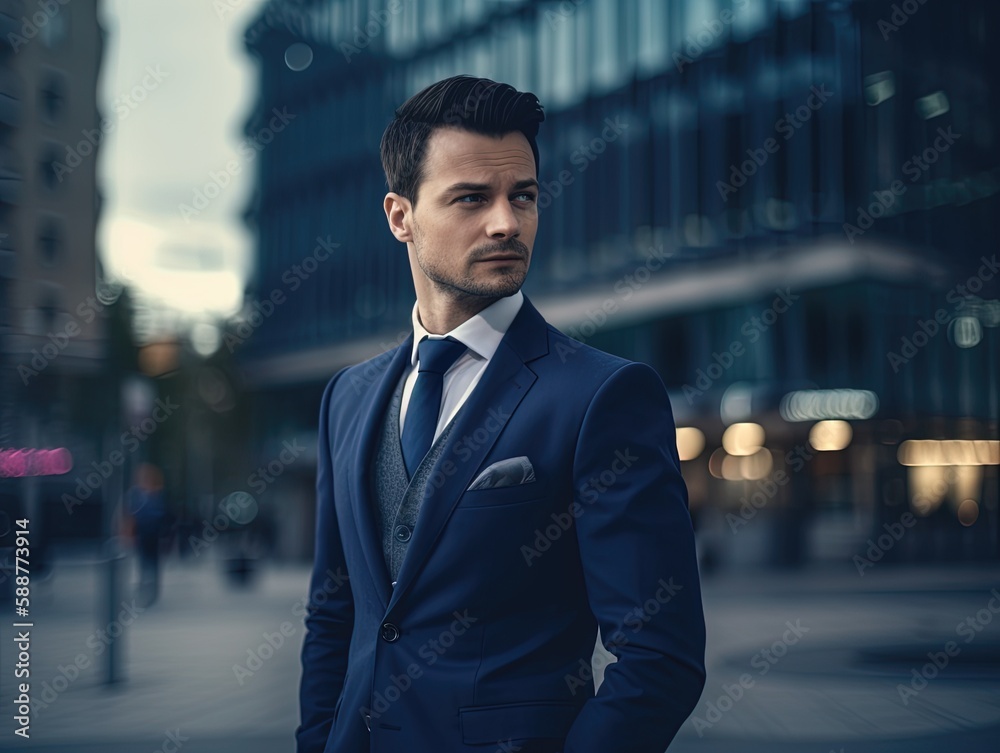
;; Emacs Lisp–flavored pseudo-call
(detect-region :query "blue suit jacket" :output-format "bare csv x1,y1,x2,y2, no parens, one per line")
296,294,706,753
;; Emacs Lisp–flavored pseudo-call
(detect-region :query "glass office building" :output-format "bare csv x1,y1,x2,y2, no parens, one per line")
238,0,998,566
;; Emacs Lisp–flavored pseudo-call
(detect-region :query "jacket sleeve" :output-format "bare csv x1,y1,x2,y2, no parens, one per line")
562,362,706,753
296,368,356,753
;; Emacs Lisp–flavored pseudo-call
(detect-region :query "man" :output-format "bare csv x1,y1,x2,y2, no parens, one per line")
127,462,166,607
296,75,705,753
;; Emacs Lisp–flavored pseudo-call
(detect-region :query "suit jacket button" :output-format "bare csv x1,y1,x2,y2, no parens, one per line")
381,622,400,642
393,525,411,542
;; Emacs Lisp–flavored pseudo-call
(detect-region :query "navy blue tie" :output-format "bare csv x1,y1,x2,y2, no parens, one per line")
401,335,468,478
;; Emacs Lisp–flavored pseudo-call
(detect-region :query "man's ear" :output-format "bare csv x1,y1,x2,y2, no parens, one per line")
384,192,413,243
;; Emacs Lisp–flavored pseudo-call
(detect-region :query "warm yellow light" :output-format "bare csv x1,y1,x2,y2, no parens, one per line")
708,448,727,480
721,454,742,481
898,440,1000,466
908,466,948,516
741,449,774,480
676,427,705,462
809,420,853,451
951,465,983,509
722,423,765,457
718,448,773,481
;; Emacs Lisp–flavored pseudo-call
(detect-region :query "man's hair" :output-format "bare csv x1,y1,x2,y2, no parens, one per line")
380,74,545,206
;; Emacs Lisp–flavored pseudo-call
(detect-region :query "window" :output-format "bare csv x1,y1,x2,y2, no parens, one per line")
37,214,63,265
730,0,770,43
592,0,621,92
39,7,69,49
549,7,574,107
637,0,669,75
38,142,64,190
39,71,67,123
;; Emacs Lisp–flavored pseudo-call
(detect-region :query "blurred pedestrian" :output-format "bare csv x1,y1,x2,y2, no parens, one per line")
126,462,166,607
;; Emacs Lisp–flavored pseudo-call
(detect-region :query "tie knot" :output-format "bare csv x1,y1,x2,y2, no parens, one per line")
417,336,467,375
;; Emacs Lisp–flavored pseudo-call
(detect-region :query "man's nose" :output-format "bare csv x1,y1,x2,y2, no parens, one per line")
486,201,520,239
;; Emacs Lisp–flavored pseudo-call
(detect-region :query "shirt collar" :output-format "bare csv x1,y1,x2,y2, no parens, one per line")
409,289,524,367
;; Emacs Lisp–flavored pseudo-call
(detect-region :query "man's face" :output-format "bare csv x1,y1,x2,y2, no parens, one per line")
386,127,538,303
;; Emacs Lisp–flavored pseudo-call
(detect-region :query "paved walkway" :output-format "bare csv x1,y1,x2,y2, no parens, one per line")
1,553,998,752
668,565,1000,752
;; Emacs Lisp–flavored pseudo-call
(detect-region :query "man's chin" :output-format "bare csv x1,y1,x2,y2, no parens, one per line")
479,280,524,298
455,275,524,299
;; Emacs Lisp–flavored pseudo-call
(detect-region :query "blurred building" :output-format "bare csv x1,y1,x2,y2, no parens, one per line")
0,0,109,555
238,0,998,566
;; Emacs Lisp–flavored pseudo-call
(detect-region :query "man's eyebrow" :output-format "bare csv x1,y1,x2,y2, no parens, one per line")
442,179,539,194
443,182,491,194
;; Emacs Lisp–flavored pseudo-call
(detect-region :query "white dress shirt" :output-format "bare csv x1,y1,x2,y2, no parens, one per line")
399,289,524,443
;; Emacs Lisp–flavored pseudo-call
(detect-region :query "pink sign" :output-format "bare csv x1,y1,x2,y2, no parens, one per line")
0,448,74,478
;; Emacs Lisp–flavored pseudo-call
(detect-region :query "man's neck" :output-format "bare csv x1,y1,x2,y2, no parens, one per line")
417,295,500,335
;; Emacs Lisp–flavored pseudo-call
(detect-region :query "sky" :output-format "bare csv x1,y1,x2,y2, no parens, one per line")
96,0,271,345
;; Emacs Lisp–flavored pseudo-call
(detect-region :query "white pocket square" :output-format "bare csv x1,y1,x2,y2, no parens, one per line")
467,456,536,491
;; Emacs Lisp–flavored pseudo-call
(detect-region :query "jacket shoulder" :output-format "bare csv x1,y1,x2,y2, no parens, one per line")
541,322,637,376
325,341,404,400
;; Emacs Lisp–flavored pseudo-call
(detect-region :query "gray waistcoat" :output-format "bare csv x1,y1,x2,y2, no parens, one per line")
370,370,463,583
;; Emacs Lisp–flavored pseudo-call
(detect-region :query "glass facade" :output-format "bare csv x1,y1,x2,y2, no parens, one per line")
240,0,999,565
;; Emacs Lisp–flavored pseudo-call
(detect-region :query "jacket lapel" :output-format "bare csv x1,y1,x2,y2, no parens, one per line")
349,334,413,609
386,295,550,614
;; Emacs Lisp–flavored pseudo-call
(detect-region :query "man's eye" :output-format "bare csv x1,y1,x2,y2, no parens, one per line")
514,192,536,203
457,195,484,203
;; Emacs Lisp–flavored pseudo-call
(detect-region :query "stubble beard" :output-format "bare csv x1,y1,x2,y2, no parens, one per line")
412,221,527,302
